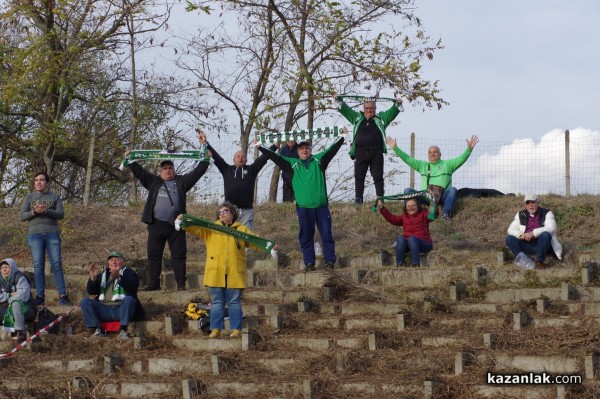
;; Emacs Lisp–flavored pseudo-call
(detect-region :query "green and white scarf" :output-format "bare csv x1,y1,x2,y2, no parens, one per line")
336,94,398,103
179,214,275,253
372,191,439,221
119,148,209,170
1,299,28,332
257,125,343,145
98,269,126,302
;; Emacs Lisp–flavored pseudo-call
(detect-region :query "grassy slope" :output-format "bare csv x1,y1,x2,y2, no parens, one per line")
1,194,599,271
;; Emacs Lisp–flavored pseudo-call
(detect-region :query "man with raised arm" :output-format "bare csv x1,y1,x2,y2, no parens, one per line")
336,95,404,204
125,131,210,291
198,130,276,229
257,130,346,270
386,135,479,219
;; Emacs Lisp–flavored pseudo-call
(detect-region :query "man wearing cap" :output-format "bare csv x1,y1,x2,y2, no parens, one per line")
197,131,277,229
80,251,145,340
336,96,404,204
125,132,210,291
258,131,346,270
505,195,562,270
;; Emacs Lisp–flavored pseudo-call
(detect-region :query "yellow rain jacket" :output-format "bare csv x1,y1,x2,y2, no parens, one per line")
185,221,258,289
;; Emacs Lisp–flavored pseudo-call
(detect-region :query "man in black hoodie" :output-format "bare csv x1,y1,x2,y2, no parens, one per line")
198,131,276,229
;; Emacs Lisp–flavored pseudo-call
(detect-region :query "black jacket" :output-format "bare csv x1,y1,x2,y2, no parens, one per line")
128,161,209,224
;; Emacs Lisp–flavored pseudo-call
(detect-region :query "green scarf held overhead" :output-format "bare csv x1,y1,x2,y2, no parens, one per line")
336,94,397,103
372,190,439,221
119,148,209,170
257,125,343,145
179,214,275,253
2,299,28,332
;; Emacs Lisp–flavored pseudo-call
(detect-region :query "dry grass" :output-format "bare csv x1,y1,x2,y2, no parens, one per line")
2,195,600,398
2,194,599,269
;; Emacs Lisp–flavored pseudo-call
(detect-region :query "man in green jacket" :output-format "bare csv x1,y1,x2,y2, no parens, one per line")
258,133,346,271
386,135,479,219
336,96,403,204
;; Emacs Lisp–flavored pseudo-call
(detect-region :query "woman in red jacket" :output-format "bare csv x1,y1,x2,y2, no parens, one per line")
377,198,433,267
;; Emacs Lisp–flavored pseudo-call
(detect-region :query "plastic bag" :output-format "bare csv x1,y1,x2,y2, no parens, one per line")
515,252,535,270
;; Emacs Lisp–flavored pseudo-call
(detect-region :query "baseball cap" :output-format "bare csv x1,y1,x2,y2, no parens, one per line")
107,251,125,260
523,194,538,203
298,141,312,148
160,160,174,168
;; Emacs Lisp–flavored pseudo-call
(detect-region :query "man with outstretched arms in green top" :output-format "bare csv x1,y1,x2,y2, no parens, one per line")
386,135,479,219
258,129,347,271
336,95,403,204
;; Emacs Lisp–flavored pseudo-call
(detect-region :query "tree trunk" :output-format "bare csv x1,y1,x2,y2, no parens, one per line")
83,130,96,207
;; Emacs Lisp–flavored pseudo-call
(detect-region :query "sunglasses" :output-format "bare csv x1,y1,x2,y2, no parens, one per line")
525,200,537,205
218,209,230,215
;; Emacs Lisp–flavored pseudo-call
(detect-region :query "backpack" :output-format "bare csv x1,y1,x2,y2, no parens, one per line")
36,307,58,334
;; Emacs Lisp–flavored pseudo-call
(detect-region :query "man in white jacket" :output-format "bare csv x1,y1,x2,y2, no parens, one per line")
505,194,562,270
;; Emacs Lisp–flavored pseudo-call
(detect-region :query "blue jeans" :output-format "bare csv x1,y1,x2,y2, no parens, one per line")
297,206,336,265
209,287,243,330
505,232,553,263
396,235,433,265
404,187,458,216
80,297,137,328
27,233,67,302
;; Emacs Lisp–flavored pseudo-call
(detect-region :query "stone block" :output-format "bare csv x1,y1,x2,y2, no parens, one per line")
536,298,549,313
582,262,598,285
513,310,529,330
455,352,466,375
182,379,199,399
473,266,488,285
419,253,429,267
298,300,312,313
585,352,599,379
104,352,124,374
449,280,467,302
423,379,440,399
323,286,334,302
397,313,409,331
246,271,258,287
165,314,182,336
368,333,378,350
72,376,92,390
561,283,578,301
241,329,255,351
483,333,497,349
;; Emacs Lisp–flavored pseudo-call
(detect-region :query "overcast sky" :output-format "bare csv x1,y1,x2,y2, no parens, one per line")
159,1,600,196
400,0,600,142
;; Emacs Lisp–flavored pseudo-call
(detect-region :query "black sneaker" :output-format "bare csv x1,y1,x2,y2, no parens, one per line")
305,264,316,271
142,285,161,292
324,261,335,269
354,198,363,205
176,283,186,291
16,331,27,343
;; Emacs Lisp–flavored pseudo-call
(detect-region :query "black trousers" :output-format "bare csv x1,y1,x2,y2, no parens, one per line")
282,179,295,202
354,148,384,200
147,220,187,287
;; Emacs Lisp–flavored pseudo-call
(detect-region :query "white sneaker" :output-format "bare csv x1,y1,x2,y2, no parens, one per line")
117,330,130,340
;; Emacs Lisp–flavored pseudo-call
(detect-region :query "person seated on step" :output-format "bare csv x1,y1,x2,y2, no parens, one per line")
376,198,432,267
177,202,274,339
0,258,37,344
505,194,562,270
385,135,479,220
80,251,145,340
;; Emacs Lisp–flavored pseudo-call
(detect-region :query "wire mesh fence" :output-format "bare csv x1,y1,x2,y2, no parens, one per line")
182,128,598,205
